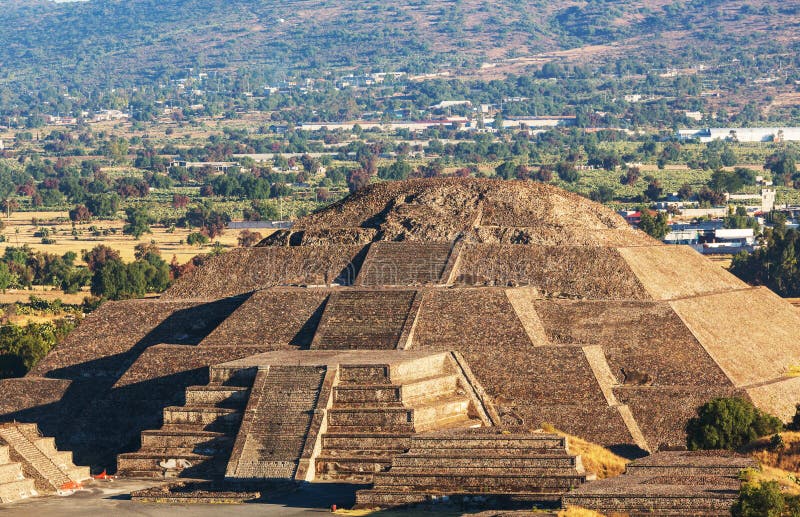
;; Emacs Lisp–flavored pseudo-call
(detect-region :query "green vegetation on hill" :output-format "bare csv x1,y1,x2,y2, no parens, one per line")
0,0,798,122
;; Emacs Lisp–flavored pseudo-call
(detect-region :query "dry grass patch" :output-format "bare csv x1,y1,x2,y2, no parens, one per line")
741,465,800,497
335,510,469,517
744,431,800,479
541,423,629,479
559,508,606,517
0,210,242,263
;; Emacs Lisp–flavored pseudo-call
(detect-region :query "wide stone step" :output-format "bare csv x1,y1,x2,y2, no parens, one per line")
0,445,8,463
162,406,241,426
209,366,258,386
117,452,225,477
624,464,749,477
390,355,451,384
328,408,413,428
63,465,91,482
232,460,297,479
334,385,402,404
410,434,566,450
401,374,460,403
326,424,415,434
412,396,471,431
321,433,412,452
0,462,25,483
117,470,164,479
0,478,37,504
372,472,585,491
392,454,579,469
141,430,232,450
355,488,564,507
315,455,394,482
33,437,59,453
563,495,737,513
159,422,238,434
385,465,584,476
184,386,250,407
338,365,391,385
137,444,231,457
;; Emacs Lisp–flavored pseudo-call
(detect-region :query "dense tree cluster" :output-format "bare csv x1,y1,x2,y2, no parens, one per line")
731,225,800,297
87,243,170,300
0,318,76,378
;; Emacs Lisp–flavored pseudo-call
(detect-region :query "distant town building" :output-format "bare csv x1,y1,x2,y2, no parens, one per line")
228,221,293,230
678,127,800,142
170,160,238,172
90,110,130,122
664,224,757,255
429,100,472,110
500,116,576,129
726,188,775,213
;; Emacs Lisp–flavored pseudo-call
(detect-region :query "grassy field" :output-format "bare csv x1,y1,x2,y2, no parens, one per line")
0,210,245,264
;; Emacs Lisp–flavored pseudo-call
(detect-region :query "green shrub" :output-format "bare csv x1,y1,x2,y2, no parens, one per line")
789,404,800,432
686,397,783,451
731,481,785,517
186,232,209,246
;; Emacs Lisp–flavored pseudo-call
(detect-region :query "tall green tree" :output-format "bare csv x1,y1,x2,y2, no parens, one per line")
638,211,669,239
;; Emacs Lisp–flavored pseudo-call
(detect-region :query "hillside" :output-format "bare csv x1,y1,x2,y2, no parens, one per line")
0,0,797,90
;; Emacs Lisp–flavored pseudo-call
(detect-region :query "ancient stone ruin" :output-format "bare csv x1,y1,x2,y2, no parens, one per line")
0,178,798,510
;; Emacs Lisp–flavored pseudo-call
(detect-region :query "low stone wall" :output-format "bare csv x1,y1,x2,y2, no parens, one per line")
564,451,755,516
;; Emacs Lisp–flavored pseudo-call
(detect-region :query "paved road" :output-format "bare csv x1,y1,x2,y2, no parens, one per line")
2,480,361,516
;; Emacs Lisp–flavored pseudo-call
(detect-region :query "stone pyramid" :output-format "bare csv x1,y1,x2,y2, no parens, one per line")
0,177,797,477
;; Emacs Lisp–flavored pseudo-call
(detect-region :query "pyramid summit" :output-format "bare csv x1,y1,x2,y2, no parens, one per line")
0,178,798,508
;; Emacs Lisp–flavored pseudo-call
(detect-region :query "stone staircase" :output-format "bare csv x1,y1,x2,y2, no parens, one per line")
0,423,90,494
0,444,37,503
117,372,253,479
316,355,482,483
311,290,417,350
356,242,454,286
356,431,588,508
227,365,327,479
